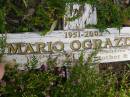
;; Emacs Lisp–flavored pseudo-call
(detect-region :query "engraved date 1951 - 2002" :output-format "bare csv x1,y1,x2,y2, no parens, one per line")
64,31,102,38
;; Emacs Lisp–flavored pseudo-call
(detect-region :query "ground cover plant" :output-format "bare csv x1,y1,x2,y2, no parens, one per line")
0,54,130,97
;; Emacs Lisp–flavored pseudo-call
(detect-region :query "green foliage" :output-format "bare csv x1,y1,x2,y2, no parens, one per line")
0,58,60,97
1,67,58,97
27,55,38,70
1,55,130,97
96,0,125,31
0,0,129,33
0,9,5,33
61,64,104,97
4,0,66,33
0,35,6,62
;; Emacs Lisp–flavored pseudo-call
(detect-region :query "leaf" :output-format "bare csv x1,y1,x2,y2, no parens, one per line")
22,0,28,8
46,20,57,35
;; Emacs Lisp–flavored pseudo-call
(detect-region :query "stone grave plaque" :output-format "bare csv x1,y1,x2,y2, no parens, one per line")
1,27,130,67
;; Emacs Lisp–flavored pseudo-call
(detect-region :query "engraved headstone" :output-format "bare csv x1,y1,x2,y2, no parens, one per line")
64,3,97,30
1,27,130,66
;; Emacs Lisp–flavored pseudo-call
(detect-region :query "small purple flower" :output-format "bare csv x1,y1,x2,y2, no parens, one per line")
59,69,66,78
46,95,50,97
40,64,48,71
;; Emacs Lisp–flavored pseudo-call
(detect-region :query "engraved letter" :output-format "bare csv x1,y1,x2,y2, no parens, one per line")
7,43,22,54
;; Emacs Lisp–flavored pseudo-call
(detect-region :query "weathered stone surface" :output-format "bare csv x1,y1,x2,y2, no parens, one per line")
1,27,130,66
64,3,97,30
